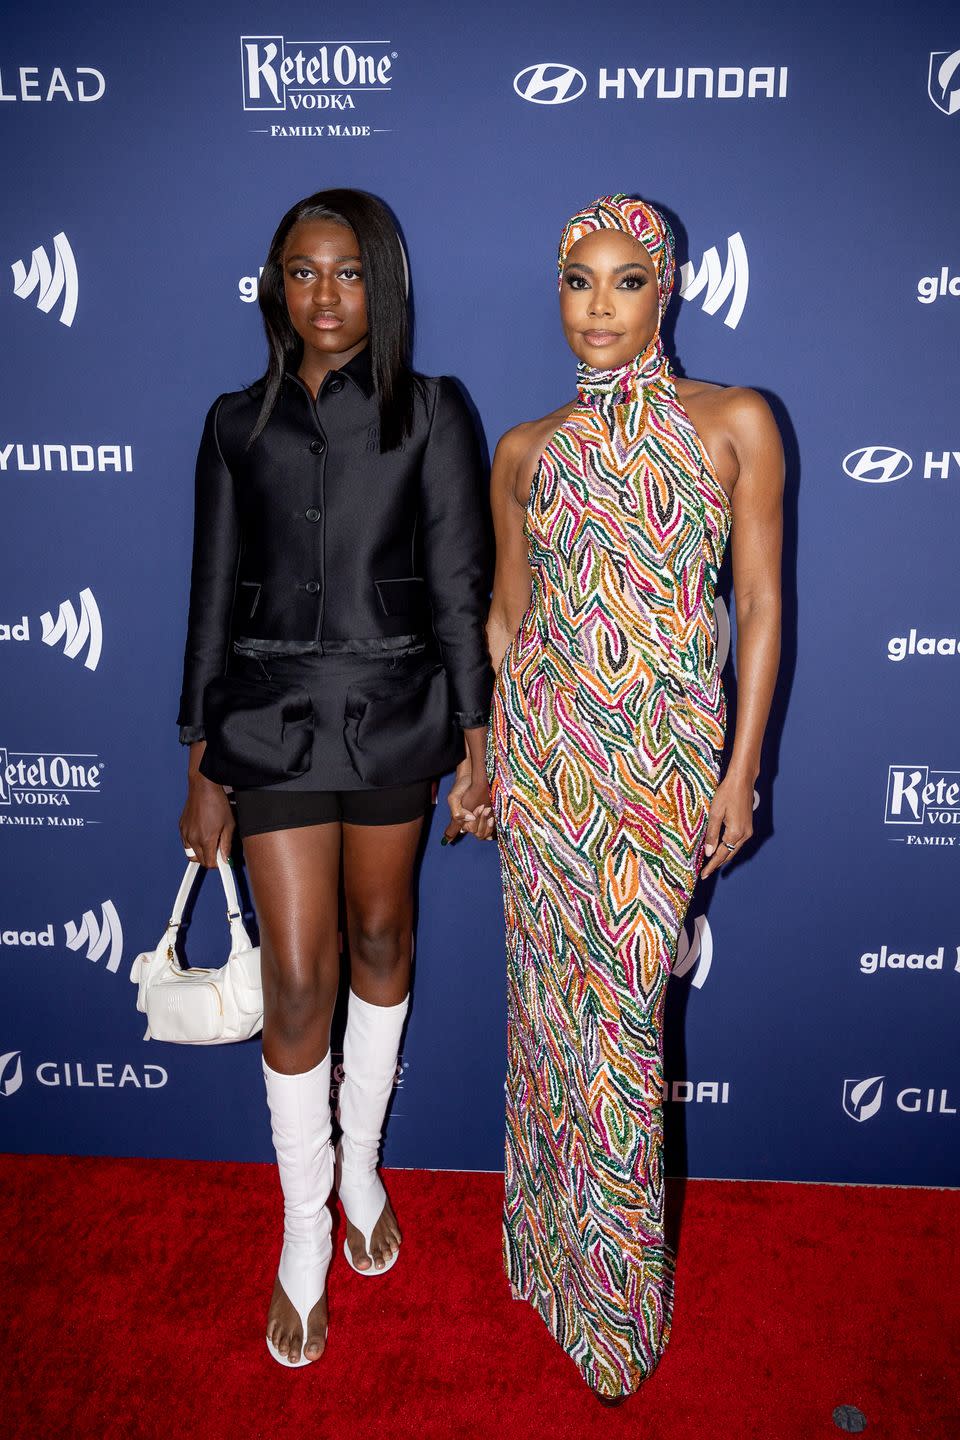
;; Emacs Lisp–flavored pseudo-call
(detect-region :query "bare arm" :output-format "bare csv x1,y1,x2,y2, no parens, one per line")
486,429,535,673
179,740,235,868
702,390,784,877
444,427,535,843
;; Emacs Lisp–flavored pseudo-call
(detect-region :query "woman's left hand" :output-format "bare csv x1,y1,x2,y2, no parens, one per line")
700,771,755,879
443,771,495,844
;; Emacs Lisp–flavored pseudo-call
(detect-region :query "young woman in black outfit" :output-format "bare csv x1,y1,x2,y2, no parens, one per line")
177,189,493,1367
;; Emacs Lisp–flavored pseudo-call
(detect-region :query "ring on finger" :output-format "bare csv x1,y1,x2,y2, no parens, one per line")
723,841,737,853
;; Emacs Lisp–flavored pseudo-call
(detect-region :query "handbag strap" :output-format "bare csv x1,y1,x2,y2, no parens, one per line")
167,854,243,928
215,853,243,921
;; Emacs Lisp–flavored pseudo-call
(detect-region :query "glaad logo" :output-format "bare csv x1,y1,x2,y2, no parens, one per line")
673,914,712,988
713,596,731,670
917,267,960,303
888,630,959,661
11,232,77,327
928,49,960,116
885,765,960,829
0,1050,23,1097
679,235,749,330
0,747,105,824
843,1075,884,1123
859,944,958,975
64,902,123,974
0,442,134,475
0,65,105,102
0,903,123,973
513,63,587,104
40,588,102,670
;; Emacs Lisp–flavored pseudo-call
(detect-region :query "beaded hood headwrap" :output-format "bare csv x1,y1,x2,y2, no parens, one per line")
557,194,676,316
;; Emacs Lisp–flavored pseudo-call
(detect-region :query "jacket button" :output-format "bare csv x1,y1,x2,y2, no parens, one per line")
327,377,344,394
305,507,321,523
305,580,320,595
309,438,325,455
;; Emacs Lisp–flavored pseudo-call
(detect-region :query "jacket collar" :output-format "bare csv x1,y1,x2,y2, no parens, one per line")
285,344,375,402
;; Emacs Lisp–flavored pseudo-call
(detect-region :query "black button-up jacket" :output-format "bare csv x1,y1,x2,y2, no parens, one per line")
178,348,493,741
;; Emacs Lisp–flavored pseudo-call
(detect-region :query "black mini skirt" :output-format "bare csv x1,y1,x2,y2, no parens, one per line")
208,646,460,793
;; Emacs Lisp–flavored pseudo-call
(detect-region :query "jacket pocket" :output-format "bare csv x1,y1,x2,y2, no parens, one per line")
374,577,426,619
238,581,262,618
343,662,459,785
200,674,313,788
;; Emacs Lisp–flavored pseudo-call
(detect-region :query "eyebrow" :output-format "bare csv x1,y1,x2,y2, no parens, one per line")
564,260,651,275
285,253,363,264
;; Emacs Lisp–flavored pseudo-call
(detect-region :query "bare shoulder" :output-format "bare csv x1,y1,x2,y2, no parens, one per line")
678,377,772,425
497,402,574,460
495,401,576,504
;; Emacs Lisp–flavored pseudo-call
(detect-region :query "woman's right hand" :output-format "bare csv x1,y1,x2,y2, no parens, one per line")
179,743,234,867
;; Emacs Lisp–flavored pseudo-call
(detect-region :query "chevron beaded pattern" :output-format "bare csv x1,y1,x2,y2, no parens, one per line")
488,328,731,1398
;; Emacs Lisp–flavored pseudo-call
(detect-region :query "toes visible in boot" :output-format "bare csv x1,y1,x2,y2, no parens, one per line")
346,1220,374,1271
303,1297,328,1360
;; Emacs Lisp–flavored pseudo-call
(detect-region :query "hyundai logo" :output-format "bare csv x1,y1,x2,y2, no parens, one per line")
513,63,587,105
842,446,913,483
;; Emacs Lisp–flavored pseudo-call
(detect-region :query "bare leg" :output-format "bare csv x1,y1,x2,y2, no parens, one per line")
246,821,341,1362
340,815,423,1270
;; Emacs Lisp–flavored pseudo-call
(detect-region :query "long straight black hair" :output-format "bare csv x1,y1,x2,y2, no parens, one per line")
250,188,416,451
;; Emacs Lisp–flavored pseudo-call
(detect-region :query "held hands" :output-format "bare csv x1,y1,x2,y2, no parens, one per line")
442,757,495,844
700,770,755,880
179,772,235,868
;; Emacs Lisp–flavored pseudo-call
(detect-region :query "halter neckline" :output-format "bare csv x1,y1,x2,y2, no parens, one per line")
576,334,671,410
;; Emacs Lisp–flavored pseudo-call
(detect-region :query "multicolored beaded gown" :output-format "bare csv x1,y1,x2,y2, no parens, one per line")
488,201,732,1397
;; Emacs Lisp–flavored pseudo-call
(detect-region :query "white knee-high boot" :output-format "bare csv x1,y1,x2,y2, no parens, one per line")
338,990,408,1276
262,1051,334,1366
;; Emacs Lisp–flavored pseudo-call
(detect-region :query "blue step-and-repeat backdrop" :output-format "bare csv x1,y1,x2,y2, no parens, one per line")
2,1,958,1187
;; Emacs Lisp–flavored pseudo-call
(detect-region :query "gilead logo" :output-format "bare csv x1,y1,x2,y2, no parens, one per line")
36,1060,167,1089
843,1075,959,1121
843,1076,884,1122
0,65,106,102
928,49,960,116
0,1050,23,1097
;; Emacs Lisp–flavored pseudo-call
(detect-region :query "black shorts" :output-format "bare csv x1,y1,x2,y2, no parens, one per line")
234,781,433,839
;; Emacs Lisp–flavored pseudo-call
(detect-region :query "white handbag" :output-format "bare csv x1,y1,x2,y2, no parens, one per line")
129,855,263,1044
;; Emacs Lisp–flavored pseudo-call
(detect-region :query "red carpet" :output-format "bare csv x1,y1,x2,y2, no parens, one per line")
1,1156,957,1440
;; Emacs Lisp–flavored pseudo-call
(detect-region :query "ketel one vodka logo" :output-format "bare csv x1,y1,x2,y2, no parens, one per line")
241,36,393,111
885,766,960,832
0,747,104,818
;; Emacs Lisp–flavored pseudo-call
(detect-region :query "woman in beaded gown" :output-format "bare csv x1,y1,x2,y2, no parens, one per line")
447,196,783,1396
